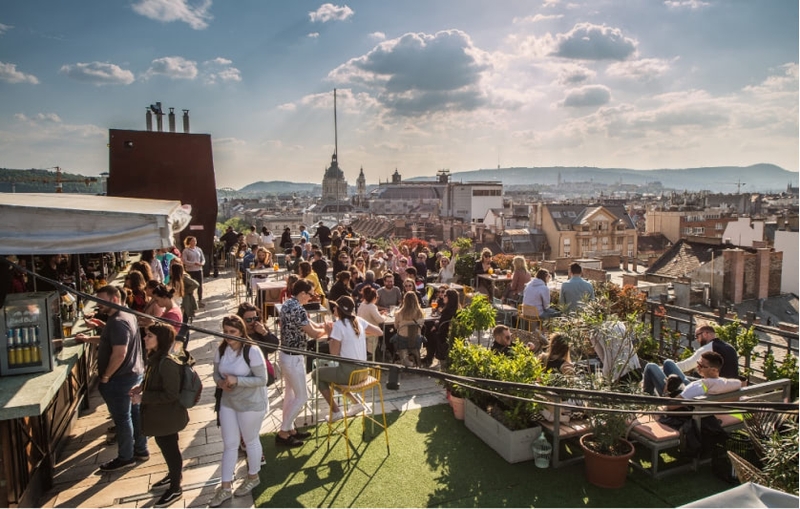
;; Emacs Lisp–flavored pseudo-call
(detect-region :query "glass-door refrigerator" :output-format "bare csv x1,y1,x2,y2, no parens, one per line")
0,292,59,376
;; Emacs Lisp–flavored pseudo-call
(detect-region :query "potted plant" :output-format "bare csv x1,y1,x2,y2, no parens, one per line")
550,293,648,488
446,338,548,463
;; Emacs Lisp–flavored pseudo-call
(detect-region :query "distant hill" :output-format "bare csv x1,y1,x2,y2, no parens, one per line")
0,167,103,194
238,180,320,194
408,164,797,193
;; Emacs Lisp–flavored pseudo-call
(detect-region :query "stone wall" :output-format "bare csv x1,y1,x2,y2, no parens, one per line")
769,251,783,297
582,267,607,283
601,254,620,269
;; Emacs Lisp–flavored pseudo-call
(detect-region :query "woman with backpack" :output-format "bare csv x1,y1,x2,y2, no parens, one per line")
130,323,188,508
209,315,268,507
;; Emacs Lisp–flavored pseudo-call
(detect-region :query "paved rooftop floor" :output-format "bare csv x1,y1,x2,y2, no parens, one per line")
42,268,447,508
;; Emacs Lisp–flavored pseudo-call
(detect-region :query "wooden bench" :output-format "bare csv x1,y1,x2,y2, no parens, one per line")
538,393,594,468
628,378,792,478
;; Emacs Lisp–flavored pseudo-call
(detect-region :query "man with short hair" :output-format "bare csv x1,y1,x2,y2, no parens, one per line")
299,225,310,244
245,225,260,250
353,270,380,304
559,262,595,314
75,286,148,471
490,325,538,356
667,351,741,403
313,221,332,259
377,273,402,311
220,226,239,253
643,324,739,396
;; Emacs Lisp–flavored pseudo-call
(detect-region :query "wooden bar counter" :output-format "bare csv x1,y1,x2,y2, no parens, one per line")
0,340,95,507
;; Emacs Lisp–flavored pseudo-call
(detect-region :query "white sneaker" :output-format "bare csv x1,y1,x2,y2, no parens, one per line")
208,486,232,508
234,476,260,497
346,404,363,417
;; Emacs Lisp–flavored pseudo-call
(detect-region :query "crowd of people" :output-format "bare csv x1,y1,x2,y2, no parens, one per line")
62,221,750,508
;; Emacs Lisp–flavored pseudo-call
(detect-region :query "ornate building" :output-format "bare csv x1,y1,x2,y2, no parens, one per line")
322,153,347,202
318,153,352,214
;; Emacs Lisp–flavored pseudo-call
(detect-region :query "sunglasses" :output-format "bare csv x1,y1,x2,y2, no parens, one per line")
696,361,708,369
244,316,259,323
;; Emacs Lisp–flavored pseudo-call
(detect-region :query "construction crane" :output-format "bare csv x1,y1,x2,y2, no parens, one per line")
4,166,98,193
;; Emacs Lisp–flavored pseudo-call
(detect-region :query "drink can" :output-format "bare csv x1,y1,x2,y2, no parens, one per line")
29,326,37,344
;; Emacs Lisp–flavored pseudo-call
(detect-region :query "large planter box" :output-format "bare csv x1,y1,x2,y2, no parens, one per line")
464,398,541,463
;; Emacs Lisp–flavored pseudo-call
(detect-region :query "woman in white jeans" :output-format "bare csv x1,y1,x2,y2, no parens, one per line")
209,315,268,507
276,279,331,447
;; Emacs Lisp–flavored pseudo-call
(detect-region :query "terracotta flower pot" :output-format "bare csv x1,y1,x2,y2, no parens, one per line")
579,434,635,489
450,395,465,420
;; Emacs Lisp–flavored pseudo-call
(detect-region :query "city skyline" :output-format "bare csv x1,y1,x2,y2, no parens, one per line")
0,0,797,189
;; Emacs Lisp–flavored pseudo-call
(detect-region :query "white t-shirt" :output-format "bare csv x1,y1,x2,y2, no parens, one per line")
330,316,368,362
214,344,269,413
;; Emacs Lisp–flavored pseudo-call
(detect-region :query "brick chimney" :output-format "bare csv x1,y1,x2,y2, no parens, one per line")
755,247,771,299
724,248,745,304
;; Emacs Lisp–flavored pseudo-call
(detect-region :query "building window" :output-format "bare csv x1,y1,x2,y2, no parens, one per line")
602,237,609,246
715,223,724,230
563,238,571,256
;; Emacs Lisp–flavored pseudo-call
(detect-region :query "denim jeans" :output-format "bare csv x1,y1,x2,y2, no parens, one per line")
98,372,147,461
642,359,688,396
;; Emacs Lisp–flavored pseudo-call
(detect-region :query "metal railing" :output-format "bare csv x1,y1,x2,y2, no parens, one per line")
643,297,799,382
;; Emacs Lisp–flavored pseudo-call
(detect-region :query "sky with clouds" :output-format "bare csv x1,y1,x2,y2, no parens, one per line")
0,0,797,189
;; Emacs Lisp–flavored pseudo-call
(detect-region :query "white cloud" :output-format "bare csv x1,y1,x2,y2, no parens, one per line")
0,62,39,84
560,85,611,107
558,65,596,85
513,14,563,24
368,31,386,41
0,23,13,35
742,63,798,97
12,112,105,137
132,0,212,30
59,61,135,85
664,0,710,10
605,57,675,82
328,30,492,116
201,57,241,84
308,32,320,38
277,103,297,112
143,56,198,80
309,3,354,23
552,23,638,61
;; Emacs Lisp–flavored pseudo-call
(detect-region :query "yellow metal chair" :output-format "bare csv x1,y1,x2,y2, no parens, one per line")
327,367,390,460
516,304,542,332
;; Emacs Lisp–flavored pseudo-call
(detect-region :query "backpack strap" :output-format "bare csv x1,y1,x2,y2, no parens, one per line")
243,344,251,366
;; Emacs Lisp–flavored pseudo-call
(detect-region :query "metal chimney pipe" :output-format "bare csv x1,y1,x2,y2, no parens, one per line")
146,108,153,131
182,109,190,133
168,107,176,133
156,102,163,131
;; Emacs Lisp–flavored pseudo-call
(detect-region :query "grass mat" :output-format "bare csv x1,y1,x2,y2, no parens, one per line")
254,404,733,507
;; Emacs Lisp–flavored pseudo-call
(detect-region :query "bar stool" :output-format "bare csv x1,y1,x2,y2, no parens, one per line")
327,367,390,460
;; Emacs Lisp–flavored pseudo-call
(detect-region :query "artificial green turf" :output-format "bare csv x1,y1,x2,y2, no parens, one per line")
254,404,733,507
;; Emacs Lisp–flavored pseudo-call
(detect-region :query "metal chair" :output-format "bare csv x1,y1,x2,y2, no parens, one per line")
516,304,542,331
492,297,517,326
327,367,390,460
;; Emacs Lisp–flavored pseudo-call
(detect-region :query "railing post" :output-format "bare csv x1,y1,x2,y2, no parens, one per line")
717,306,727,325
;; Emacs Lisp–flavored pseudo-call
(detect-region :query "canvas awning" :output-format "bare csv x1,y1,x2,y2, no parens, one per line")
0,193,192,255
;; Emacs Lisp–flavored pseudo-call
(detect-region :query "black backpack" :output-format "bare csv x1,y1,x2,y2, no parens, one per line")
243,344,276,387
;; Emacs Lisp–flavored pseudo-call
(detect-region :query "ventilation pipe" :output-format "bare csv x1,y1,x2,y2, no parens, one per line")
168,108,176,132
146,108,153,131
155,101,163,132
182,109,190,133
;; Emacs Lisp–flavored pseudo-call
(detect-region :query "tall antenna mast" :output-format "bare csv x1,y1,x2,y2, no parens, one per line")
333,88,338,159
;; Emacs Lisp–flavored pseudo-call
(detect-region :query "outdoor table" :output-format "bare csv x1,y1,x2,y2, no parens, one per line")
256,280,286,322
247,267,286,300
477,273,512,299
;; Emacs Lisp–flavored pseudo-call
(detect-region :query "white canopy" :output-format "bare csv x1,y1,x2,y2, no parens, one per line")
0,193,192,255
